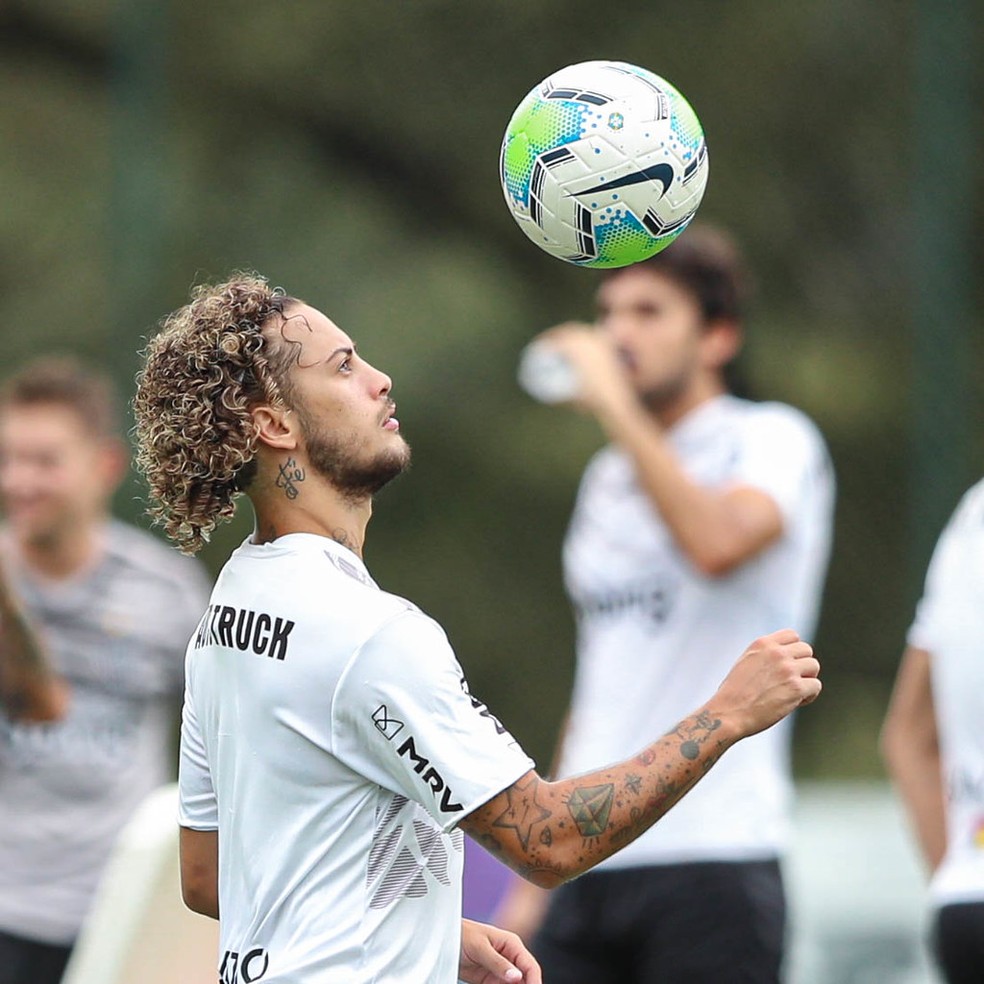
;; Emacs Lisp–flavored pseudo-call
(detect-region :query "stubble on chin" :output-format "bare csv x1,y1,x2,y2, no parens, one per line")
308,433,411,502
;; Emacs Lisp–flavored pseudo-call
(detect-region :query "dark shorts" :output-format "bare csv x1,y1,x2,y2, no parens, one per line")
932,901,984,984
532,859,786,984
0,928,74,984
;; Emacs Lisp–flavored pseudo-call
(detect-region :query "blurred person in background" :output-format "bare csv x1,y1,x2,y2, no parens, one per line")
0,357,210,984
497,225,836,984
882,480,984,984
133,274,822,984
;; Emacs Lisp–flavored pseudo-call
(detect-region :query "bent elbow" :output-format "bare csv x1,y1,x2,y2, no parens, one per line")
520,847,591,888
879,714,930,776
525,867,571,890
181,884,205,914
181,879,218,919
690,548,742,578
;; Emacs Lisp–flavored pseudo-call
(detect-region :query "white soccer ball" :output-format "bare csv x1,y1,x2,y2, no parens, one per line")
500,60,709,268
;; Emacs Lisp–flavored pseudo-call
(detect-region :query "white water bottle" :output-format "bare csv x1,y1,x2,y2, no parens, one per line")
517,341,580,404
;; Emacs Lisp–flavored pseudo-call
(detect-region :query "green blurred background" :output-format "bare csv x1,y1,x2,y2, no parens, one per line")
1,0,981,778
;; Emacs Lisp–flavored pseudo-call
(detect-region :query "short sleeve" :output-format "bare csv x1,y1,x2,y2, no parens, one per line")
332,611,534,832
728,406,831,527
177,677,218,830
165,560,213,693
907,486,980,652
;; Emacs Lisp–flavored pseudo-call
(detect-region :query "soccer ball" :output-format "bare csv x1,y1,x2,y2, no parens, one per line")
499,60,709,268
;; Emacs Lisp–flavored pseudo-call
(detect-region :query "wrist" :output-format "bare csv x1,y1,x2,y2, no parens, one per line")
594,391,650,436
693,701,745,747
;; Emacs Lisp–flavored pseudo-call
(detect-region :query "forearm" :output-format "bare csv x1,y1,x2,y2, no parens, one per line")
0,607,66,722
881,646,946,872
466,705,740,887
466,630,819,887
594,399,774,575
179,827,220,918
883,736,946,871
189,896,220,920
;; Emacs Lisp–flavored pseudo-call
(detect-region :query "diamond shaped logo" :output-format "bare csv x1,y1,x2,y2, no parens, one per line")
372,704,405,741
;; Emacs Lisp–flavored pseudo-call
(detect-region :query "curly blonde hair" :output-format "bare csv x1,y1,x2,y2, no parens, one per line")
133,273,299,555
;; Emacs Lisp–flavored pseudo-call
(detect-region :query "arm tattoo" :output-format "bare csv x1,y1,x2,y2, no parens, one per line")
491,773,552,850
566,783,615,838
275,457,306,500
670,709,722,761
462,708,736,884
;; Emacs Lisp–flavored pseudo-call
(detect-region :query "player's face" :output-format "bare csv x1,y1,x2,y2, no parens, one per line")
0,405,117,546
274,303,410,496
595,267,705,411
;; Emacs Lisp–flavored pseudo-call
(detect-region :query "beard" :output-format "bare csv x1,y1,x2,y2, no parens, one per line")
298,409,411,502
638,367,692,413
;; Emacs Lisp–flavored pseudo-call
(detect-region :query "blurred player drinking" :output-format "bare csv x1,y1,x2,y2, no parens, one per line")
499,225,836,984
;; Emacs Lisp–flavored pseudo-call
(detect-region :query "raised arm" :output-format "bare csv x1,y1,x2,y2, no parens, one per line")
593,404,781,575
539,326,782,576
462,630,819,885
0,561,68,722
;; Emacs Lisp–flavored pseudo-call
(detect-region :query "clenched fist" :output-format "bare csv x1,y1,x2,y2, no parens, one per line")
711,629,821,739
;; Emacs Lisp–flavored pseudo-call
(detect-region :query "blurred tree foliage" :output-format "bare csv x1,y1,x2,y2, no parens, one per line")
1,0,981,776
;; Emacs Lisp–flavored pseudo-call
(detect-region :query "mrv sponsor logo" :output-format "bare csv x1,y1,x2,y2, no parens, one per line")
369,705,462,813
395,734,464,814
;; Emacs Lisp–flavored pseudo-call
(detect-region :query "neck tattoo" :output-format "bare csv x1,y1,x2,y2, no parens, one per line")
275,457,306,500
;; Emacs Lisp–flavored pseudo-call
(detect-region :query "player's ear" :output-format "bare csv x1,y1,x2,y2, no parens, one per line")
253,404,298,452
700,319,742,372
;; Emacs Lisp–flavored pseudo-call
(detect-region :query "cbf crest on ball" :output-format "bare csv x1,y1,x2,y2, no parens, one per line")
500,61,709,268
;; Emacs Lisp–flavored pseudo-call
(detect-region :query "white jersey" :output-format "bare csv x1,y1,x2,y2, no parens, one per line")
559,395,834,868
0,521,209,944
179,534,533,984
907,479,984,907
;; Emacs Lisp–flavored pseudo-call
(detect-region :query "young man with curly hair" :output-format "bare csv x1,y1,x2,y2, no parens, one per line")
133,274,822,984
0,357,210,984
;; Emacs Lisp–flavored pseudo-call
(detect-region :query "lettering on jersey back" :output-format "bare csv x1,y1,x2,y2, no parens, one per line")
194,605,295,661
